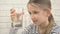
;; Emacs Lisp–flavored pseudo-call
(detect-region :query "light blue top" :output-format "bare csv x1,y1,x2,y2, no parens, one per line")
22,24,60,34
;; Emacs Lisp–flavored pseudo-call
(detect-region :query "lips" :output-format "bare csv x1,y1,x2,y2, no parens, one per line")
33,20,38,22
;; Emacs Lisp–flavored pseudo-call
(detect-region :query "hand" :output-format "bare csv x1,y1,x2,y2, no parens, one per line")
10,8,25,22
10,8,18,21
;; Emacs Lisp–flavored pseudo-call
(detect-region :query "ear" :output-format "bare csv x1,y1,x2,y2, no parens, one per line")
44,8,51,17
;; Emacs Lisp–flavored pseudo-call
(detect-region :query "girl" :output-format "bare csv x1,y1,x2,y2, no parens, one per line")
22,0,60,34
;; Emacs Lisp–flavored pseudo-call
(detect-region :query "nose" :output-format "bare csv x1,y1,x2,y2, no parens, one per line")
30,14,35,20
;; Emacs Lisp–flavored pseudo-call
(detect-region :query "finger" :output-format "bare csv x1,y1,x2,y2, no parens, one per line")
10,8,15,11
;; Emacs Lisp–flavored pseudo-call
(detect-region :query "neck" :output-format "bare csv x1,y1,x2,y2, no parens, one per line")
38,27,46,34
38,20,49,34
39,19,49,29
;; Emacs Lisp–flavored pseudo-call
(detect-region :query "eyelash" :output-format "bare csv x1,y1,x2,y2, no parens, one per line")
34,11,38,14
29,11,39,15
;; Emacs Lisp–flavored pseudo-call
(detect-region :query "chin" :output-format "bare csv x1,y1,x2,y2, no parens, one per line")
34,22,40,26
34,23,40,26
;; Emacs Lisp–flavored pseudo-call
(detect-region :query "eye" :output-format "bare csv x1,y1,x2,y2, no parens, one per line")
28,11,31,14
33,11,39,14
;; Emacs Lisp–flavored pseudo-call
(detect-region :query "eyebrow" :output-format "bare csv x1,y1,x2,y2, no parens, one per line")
30,3,39,8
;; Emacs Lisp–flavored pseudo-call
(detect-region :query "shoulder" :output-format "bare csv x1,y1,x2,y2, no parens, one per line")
51,24,60,34
22,24,35,34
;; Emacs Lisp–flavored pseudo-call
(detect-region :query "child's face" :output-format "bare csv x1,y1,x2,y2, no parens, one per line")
27,4,51,26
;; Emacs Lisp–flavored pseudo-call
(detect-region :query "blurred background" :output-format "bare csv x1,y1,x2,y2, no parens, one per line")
0,0,60,34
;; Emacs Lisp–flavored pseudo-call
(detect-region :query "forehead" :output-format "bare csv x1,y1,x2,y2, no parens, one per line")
27,3,41,11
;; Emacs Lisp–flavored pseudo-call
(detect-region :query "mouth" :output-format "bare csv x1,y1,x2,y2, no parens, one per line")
33,20,38,22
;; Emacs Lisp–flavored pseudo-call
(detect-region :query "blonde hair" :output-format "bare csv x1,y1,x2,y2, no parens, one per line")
28,0,55,34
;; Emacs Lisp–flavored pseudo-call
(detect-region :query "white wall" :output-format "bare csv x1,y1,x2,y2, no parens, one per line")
51,0,60,25
0,0,60,34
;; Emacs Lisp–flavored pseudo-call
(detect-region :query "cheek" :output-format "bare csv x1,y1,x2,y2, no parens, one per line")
35,14,40,19
34,15,39,19
38,14,45,21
